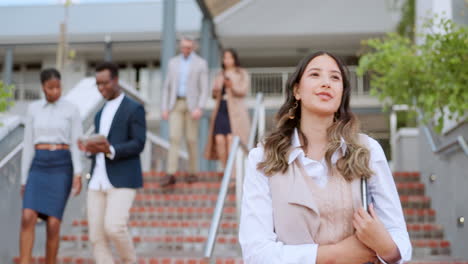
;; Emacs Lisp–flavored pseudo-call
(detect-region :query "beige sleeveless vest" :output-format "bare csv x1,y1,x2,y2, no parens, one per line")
268,159,362,245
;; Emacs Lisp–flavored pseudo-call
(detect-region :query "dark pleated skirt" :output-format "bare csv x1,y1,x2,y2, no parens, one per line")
214,99,231,135
23,149,73,220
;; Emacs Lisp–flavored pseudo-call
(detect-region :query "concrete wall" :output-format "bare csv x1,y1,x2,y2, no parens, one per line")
393,128,420,171
418,122,468,259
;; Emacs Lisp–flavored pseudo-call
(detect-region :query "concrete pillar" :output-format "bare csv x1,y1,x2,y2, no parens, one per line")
210,37,220,69
416,0,453,45
2,47,14,85
161,0,177,78
160,0,177,140
200,16,212,63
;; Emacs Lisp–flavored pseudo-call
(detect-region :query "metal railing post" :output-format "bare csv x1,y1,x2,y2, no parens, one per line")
204,136,240,261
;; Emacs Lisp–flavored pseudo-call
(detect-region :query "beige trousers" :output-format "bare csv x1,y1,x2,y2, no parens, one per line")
167,98,199,174
87,188,136,264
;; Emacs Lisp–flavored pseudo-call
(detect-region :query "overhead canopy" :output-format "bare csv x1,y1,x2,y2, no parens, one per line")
214,0,401,65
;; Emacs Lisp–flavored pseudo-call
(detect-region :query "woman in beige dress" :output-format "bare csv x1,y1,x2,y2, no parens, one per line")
205,48,251,168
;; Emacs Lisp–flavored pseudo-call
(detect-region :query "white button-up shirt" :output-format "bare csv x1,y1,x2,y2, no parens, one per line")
21,98,83,185
88,93,124,190
239,128,412,264
177,53,193,97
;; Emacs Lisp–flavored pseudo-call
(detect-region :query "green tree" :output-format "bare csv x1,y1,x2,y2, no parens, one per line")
357,17,468,132
0,80,14,113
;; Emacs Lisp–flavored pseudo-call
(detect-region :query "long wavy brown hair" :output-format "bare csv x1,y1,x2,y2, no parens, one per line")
257,51,373,181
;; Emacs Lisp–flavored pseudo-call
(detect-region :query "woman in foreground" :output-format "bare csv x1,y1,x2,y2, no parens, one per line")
239,51,412,264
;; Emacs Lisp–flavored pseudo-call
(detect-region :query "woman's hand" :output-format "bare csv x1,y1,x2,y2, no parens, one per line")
214,76,224,91
71,175,82,196
224,72,235,89
223,77,233,89
212,76,224,99
318,235,377,264
353,204,401,263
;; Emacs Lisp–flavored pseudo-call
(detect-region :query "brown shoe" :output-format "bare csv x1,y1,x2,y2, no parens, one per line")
160,174,176,187
185,174,198,184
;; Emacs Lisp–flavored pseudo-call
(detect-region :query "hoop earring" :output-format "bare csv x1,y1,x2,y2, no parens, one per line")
288,100,299,119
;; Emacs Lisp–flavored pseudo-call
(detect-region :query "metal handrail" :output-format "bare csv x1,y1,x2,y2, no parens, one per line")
390,105,468,160
415,108,468,157
204,93,265,262
0,142,23,169
204,136,240,260
146,130,188,159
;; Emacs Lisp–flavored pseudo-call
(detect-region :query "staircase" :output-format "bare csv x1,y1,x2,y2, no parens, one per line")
12,170,468,264
395,172,467,264
13,171,242,264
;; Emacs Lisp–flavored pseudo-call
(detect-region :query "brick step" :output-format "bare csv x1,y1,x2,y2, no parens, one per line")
133,194,236,208
411,239,451,256
404,209,436,223
409,255,468,263
59,234,239,253
393,172,421,182
139,182,234,195
72,219,238,229
400,195,431,209
70,220,238,236
407,224,444,239
144,171,422,183
396,182,425,196
13,256,244,264
409,259,468,264
60,234,238,244
143,172,224,183
129,206,237,221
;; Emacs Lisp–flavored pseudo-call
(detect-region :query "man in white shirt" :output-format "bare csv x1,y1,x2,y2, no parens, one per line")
79,62,146,264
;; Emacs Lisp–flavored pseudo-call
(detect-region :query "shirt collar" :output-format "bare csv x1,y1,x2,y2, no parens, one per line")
106,92,125,106
41,98,61,107
287,128,347,164
181,52,193,61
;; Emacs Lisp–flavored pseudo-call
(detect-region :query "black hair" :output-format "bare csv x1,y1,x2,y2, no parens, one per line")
95,61,119,79
40,68,61,84
222,48,241,69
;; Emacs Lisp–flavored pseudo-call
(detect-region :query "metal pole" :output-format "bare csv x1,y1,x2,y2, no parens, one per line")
2,47,14,85
104,35,112,62
204,136,240,260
